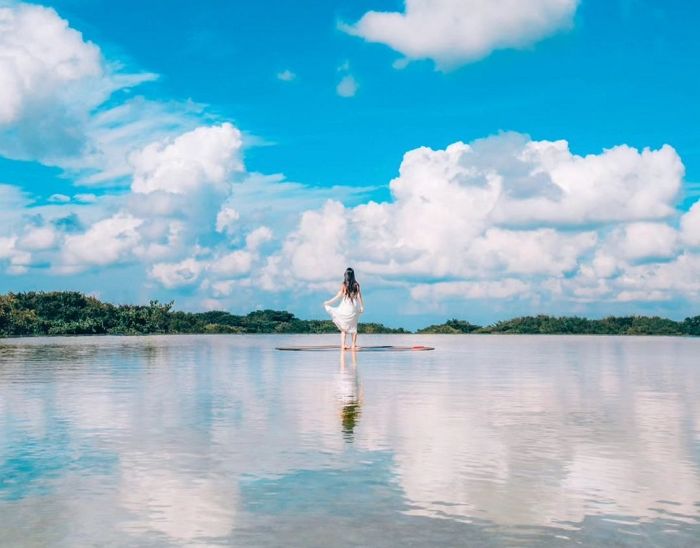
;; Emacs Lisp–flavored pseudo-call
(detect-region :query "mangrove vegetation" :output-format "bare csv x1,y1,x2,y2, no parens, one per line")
0,292,698,337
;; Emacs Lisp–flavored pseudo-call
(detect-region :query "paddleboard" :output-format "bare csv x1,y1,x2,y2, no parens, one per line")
275,345,434,352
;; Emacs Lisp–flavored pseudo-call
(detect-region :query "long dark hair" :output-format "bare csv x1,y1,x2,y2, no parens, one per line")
342,267,360,301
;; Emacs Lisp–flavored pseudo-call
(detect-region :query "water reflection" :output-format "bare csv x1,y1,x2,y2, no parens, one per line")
337,350,362,442
0,334,699,546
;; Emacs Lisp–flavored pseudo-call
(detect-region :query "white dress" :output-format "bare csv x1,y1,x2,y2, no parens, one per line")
324,293,364,334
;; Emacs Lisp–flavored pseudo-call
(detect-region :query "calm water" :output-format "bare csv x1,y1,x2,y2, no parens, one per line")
1,334,699,547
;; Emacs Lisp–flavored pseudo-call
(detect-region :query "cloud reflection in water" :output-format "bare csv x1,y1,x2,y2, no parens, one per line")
0,334,698,546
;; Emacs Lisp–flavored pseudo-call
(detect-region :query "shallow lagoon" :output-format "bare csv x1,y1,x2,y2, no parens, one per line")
1,334,699,546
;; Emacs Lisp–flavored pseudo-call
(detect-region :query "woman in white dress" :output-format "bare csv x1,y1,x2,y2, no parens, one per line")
323,267,365,350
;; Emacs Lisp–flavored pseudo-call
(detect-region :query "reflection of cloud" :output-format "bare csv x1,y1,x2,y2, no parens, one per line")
0,418,117,502
119,454,235,541
239,451,397,515
364,336,700,527
1,335,699,544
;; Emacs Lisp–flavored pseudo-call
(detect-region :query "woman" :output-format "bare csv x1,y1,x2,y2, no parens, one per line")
324,267,365,350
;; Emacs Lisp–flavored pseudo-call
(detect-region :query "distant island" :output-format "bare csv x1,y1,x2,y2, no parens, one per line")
0,291,407,337
0,292,698,337
418,316,700,336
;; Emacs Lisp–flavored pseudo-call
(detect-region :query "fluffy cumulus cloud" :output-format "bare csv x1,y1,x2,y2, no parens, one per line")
0,3,101,124
0,236,31,274
60,214,143,273
17,225,58,251
245,226,273,250
0,3,247,284
681,202,700,247
0,2,156,164
0,183,30,216
5,121,699,317
343,0,580,69
608,223,679,262
149,225,269,291
1,1,699,321
333,134,682,285
261,201,350,290
149,258,204,289
411,279,531,301
216,206,240,235
130,123,243,196
264,133,700,310
52,123,247,274
0,184,34,272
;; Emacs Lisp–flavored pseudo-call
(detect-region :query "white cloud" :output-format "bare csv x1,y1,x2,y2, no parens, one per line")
210,250,253,277
60,213,142,272
0,0,696,331
681,201,700,247
17,225,58,251
262,200,349,286
343,0,580,69
613,253,700,302
0,236,31,274
228,172,377,236
74,193,97,203
504,139,683,225
245,226,273,251
150,258,203,289
130,123,243,195
0,3,156,164
352,134,680,278
611,222,679,262
276,69,296,82
0,183,31,214
132,219,187,262
209,280,238,297
216,206,240,235
3,116,697,316
149,225,268,291
0,3,101,125
336,74,358,98
264,134,700,309
411,279,530,301
23,118,247,281
93,123,247,264
387,134,682,229
584,252,620,280
73,96,204,186
470,228,597,276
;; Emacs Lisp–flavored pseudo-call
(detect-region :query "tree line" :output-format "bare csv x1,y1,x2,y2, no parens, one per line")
0,292,698,337
417,315,700,336
0,292,407,337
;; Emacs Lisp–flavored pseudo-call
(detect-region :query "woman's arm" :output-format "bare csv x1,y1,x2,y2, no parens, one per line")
358,286,365,313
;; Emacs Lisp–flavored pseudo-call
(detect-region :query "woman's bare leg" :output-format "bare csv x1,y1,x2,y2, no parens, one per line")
340,331,346,350
351,332,357,349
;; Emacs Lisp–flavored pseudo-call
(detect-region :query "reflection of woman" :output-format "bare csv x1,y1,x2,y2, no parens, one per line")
323,267,365,350
337,350,361,442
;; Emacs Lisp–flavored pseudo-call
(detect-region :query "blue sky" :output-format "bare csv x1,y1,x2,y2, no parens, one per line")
1,0,699,328
44,0,700,191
